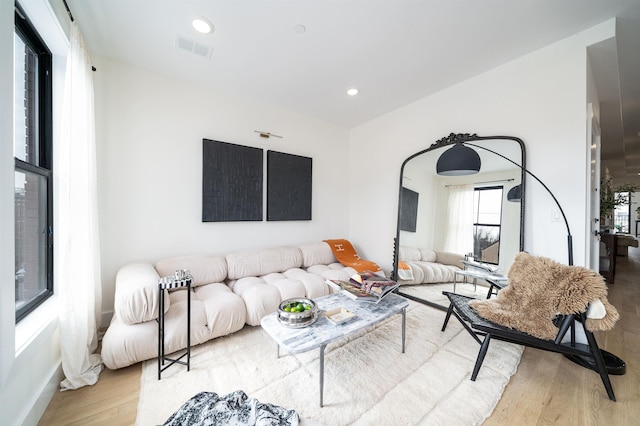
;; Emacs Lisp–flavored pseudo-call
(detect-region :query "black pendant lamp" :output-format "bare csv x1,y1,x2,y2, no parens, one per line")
436,143,481,176
507,184,522,202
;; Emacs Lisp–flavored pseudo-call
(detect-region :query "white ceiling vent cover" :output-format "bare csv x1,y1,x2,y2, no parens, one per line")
175,34,213,59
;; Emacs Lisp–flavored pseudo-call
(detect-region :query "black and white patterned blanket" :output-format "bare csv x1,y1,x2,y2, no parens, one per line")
163,390,299,426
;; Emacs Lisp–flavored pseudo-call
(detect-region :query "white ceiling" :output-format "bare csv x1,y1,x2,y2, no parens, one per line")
66,0,640,183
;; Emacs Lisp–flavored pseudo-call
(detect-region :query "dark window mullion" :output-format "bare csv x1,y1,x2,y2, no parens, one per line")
14,2,54,323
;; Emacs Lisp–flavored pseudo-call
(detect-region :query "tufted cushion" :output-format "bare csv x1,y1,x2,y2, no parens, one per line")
114,262,167,325
399,246,422,262
155,255,227,287
225,246,302,280
420,249,437,263
283,268,330,299
299,242,336,267
231,276,281,326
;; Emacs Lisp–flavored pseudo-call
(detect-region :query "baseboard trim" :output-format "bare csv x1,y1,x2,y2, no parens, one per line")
21,361,63,426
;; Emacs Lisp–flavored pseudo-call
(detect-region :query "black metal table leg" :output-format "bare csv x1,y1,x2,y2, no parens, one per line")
319,344,326,407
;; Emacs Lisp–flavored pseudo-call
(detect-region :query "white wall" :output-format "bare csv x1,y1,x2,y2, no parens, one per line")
94,56,351,317
0,1,67,425
349,20,616,271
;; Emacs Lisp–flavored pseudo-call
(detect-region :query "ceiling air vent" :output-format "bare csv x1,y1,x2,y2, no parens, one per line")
175,34,213,59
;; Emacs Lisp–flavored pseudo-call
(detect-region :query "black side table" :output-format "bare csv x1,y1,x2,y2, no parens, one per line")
157,271,192,380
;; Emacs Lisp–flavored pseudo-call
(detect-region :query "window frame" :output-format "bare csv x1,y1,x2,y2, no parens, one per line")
14,3,54,323
472,185,504,265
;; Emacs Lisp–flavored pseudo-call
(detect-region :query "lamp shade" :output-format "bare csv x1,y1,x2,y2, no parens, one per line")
436,143,481,176
507,184,522,202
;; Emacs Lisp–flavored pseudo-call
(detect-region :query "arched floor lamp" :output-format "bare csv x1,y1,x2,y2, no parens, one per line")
436,136,625,375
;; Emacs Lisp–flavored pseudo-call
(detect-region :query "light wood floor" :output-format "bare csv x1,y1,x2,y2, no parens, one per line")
40,249,640,425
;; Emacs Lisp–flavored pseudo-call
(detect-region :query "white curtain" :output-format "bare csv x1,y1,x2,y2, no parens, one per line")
56,22,103,390
443,184,474,255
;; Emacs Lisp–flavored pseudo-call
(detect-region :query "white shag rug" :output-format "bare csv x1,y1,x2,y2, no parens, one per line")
136,300,523,426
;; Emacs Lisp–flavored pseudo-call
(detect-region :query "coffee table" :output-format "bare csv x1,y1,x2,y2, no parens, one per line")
454,261,508,298
260,292,409,407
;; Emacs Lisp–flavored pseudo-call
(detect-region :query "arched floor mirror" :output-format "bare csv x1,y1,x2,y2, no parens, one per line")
393,133,526,311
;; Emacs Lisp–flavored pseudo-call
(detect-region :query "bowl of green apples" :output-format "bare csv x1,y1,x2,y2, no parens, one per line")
277,298,318,328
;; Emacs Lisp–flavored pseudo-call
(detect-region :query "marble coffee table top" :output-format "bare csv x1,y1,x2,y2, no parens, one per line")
260,292,409,354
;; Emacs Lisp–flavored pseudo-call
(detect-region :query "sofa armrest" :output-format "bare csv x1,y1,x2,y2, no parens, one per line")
114,262,167,325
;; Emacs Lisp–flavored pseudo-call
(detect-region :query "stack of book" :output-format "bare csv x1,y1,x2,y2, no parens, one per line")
326,271,399,303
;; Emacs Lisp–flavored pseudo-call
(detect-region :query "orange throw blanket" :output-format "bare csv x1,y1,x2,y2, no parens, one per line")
397,261,414,280
323,239,382,273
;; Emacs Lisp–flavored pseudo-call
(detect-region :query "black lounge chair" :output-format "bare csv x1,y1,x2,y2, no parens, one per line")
441,291,618,401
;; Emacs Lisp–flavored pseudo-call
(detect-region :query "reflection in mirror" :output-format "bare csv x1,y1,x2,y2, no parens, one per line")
393,133,525,311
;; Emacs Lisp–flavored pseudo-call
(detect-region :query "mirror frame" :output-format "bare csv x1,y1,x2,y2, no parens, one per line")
392,133,526,310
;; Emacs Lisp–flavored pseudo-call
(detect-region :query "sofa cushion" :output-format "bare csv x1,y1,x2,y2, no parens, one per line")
435,251,464,268
299,242,336,267
231,276,282,326
261,272,307,300
420,249,437,263
306,264,356,281
194,283,246,338
114,262,167,325
225,246,303,280
283,268,330,299
155,255,227,288
399,246,422,262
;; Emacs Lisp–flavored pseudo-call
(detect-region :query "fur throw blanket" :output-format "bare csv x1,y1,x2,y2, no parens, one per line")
470,252,619,340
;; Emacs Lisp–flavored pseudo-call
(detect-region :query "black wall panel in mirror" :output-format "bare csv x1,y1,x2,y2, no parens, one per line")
400,187,419,232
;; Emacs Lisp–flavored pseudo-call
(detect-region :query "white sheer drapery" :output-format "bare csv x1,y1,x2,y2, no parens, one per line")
56,22,103,390
443,184,474,255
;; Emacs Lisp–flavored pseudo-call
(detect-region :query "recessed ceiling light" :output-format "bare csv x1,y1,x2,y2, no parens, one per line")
347,88,359,96
192,18,214,34
294,24,306,34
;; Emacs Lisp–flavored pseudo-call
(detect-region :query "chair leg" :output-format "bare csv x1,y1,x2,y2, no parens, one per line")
583,328,616,401
441,302,454,332
471,333,492,381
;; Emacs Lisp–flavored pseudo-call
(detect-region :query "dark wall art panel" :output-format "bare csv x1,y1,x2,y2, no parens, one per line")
267,150,312,221
400,187,419,232
202,139,263,222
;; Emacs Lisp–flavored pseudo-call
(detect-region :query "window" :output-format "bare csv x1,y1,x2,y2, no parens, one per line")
14,4,53,322
613,192,630,233
472,186,503,264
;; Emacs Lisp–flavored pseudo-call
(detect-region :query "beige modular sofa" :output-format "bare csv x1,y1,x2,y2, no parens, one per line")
397,246,464,285
101,242,358,369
